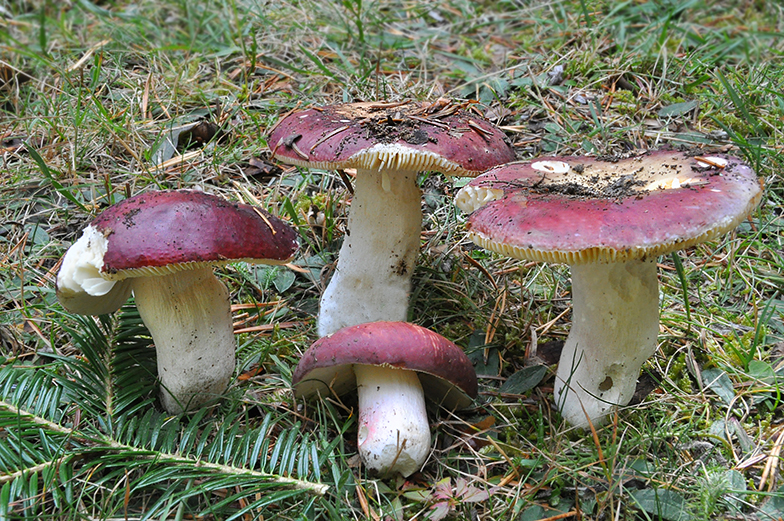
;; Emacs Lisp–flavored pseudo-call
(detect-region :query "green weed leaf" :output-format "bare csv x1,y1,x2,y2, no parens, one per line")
630,488,689,521
27,146,87,212
702,368,735,406
658,100,699,117
499,366,547,395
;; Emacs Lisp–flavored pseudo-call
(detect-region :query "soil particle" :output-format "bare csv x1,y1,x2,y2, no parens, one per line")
362,116,435,145
530,172,646,200
393,258,409,276
122,207,141,228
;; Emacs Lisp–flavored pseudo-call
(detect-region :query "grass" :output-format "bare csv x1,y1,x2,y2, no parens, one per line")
1,0,783,519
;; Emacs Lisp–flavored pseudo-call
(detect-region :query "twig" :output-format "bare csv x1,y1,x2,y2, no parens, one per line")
252,206,277,235
337,169,355,195
309,125,350,153
408,114,450,129
693,156,726,169
538,510,578,521
0,458,70,484
233,321,300,335
759,428,784,492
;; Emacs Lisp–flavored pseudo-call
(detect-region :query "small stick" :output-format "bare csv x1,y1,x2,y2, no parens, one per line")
408,114,450,129
337,169,355,195
693,156,727,169
309,125,350,153
252,207,277,235
364,100,410,110
467,119,495,139
759,428,784,491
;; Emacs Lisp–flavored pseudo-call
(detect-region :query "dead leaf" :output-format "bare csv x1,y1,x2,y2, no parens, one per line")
243,156,282,179
456,416,496,450
627,369,662,406
177,120,224,150
237,365,264,381
1,135,26,153
535,340,564,365
484,103,513,122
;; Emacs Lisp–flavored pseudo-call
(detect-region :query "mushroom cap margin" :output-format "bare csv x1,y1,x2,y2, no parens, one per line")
89,190,299,279
292,321,478,411
461,150,763,264
268,101,515,176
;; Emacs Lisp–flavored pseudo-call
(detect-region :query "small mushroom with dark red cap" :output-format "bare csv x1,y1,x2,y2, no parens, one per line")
292,321,478,477
455,151,762,427
56,190,299,413
269,100,515,336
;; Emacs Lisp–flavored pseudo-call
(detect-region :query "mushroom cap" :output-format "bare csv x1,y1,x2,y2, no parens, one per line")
268,101,515,176
292,321,478,410
90,190,298,279
456,150,763,264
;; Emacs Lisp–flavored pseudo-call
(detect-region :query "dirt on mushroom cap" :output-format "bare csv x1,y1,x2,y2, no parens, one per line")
462,149,763,264
268,100,515,175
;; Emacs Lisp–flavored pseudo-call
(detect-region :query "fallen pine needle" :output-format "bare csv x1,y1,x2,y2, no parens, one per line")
233,321,300,335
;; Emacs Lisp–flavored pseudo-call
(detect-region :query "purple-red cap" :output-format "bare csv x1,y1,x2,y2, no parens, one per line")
292,321,478,410
456,150,763,264
91,190,298,278
268,101,515,175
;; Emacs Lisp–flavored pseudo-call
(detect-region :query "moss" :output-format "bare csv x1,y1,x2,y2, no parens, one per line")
293,192,329,218
659,92,687,105
612,90,636,104
712,112,754,135
614,102,639,117
564,50,599,79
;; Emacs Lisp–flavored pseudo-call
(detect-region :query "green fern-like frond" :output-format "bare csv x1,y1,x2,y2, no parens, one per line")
52,304,158,422
0,306,333,519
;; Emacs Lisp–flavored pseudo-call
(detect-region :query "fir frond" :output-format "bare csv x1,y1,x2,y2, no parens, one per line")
0,309,332,519
52,304,158,422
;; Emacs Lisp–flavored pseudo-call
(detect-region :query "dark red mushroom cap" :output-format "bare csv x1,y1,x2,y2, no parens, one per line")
292,321,478,410
91,190,299,279
268,101,515,175
458,150,763,264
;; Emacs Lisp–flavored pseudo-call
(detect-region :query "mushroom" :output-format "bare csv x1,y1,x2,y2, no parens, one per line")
268,100,515,336
455,151,762,427
292,321,477,476
56,190,298,413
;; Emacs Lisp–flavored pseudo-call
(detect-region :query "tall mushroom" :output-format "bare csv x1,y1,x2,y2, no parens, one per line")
56,190,298,413
455,151,762,427
292,321,477,477
269,100,515,336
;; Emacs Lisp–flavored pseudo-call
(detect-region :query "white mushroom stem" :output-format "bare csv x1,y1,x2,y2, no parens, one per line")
354,364,431,477
554,259,660,428
318,168,422,336
132,267,235,414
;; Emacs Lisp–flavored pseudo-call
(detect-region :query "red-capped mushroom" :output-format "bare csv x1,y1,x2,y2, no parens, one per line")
292,321,477,476
455,151,762,427
56,190,298,413
269,100,515,336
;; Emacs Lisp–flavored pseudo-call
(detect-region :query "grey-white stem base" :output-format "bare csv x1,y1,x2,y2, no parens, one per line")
133,268,235,414
554,259,660,427
355,364,431,477
318,169,422,337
